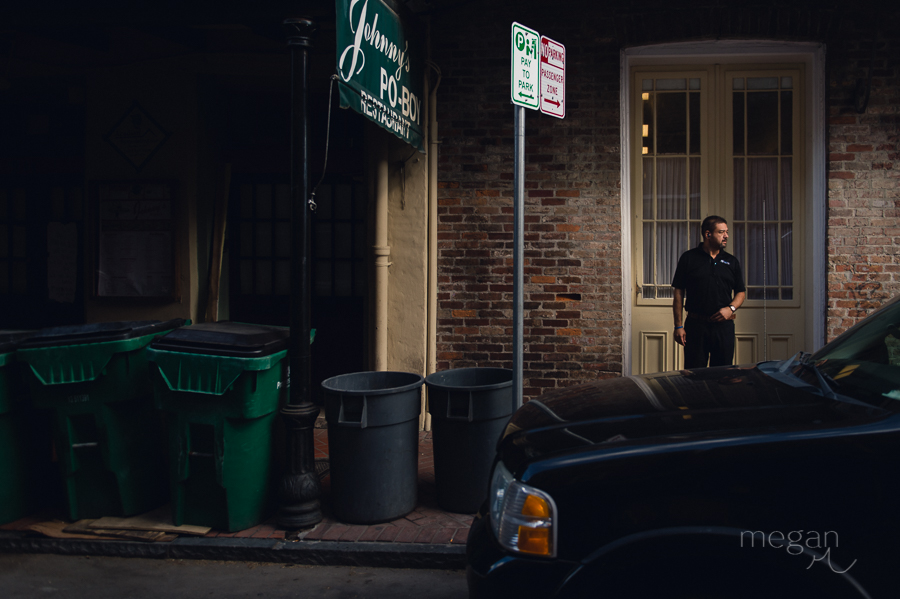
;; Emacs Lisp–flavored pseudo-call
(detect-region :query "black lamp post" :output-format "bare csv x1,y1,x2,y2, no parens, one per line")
278,17,322,530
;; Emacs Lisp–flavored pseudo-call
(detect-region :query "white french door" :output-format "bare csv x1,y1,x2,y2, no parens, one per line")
631,64,806,374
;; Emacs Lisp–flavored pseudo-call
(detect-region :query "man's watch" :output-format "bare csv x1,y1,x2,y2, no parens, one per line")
729,305,737,313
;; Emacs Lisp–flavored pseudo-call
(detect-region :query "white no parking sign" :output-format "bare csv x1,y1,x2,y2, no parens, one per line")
539,36,565,118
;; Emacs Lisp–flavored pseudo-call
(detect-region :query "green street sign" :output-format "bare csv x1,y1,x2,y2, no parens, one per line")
511,22,540,110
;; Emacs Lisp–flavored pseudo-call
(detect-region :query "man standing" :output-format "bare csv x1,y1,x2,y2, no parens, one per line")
672,215,746,369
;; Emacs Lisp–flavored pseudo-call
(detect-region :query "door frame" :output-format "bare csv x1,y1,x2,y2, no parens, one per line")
620,40,827,375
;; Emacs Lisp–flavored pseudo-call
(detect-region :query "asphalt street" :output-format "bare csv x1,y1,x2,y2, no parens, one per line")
0,554,467,599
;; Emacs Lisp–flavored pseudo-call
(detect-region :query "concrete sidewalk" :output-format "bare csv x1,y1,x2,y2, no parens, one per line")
0,429,472,570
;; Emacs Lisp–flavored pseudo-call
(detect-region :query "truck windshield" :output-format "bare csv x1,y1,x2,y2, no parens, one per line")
810,298,900,406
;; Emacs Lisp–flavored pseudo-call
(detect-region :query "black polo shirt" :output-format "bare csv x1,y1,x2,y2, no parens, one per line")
671,244,746,318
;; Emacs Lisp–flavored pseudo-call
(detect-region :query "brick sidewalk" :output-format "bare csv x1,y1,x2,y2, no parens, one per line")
3,428,473,551
295,429,473,546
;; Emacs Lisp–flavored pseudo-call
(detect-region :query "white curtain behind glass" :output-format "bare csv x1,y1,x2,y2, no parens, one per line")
655,158,688,298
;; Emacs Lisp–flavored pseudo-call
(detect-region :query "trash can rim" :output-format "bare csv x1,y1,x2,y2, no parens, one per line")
321,370,424,396
425,367,513,392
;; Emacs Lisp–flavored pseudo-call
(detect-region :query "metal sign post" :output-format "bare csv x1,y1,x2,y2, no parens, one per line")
510,23,565,413
510,22,539,412
512,105,525,413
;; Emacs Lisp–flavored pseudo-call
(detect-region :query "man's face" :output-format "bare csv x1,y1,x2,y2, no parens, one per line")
707,223,728,250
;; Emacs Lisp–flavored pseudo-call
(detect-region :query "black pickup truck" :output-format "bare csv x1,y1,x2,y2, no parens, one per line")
467,297,900,598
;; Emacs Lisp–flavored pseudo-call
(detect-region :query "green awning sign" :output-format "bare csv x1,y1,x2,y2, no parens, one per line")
336,0,425,152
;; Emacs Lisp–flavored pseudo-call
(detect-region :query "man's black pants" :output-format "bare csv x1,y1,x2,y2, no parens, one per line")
683,317,735,369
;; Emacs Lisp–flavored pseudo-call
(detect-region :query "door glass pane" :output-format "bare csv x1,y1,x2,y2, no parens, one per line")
642,158,653,216
240,260,253,294
256,184,273,219
335,184,353,219
335,223,352,259
656,93,686,154
275,184,291,219
748,223,765,287
240,185,253,218
780,158,792,219
240,222,253,257
733,92,744,154
335,261,352,297
656,78,686,90
689,92,700,154
781,223,793,286
733,158,745,219
748,158,777,221
275,260,290,295
643,222,653,286
642,96,654,155
657,158,686,219
255,260,272,295
748,77,778,90
275,222,291,257
689,158,700,220
315,223,332,258
255,222,271,257
746,92,778,155
657,221,686,298
734,222,745,268
781,91,793,154
315,260,332,296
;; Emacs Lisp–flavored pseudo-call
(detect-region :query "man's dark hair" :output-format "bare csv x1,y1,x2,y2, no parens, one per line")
701,215,727,237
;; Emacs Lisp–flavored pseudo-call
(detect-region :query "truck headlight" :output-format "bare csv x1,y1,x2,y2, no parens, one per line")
488,462,558,558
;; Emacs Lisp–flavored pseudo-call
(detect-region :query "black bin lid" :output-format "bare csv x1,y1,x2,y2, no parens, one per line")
150,321,290,358
20,319,186,349
0,330,36,354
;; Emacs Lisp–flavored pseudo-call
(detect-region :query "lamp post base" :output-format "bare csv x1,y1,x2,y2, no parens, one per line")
277,403,323,529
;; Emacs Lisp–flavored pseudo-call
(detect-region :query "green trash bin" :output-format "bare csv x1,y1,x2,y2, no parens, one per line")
0,331,36,524
16,319,185,521
147,322,291,532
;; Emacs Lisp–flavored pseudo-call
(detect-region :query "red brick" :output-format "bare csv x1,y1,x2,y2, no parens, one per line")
358,526,386,542
557,328,582,336
395,527,420,543
321,524,350,541
450,528,471,544
377,526,401,542
415,528,438,543
431,528,456,544
338,525,367,542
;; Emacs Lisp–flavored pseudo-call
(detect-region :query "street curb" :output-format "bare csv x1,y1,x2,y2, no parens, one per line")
0,531,467,570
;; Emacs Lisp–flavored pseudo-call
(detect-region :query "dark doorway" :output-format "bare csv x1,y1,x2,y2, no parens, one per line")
0,77,86,329
227,176,368,404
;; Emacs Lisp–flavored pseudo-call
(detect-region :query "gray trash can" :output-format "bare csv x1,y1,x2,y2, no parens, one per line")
322,371,424,524
425,368,513,513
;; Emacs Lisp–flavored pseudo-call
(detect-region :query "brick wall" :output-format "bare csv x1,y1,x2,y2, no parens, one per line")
430,1,899,396
432,4,623,398
825,11,900,339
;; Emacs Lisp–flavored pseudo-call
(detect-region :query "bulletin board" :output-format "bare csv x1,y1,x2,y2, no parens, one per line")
94,181,180,299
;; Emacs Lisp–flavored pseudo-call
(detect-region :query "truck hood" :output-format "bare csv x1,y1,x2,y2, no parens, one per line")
501,365,890,471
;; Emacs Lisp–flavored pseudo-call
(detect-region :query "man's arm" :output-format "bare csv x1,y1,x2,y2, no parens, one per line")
673,288,686,346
